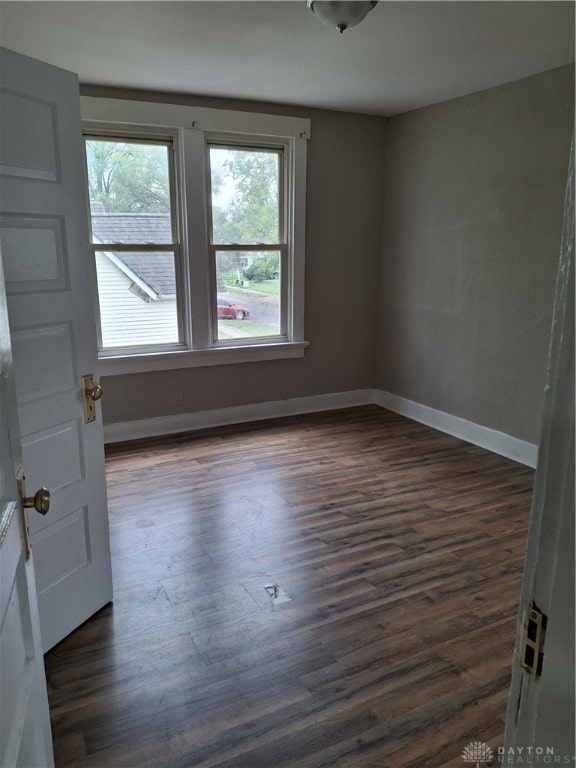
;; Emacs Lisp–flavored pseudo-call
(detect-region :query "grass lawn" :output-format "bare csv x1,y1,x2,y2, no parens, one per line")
218,319,279,340
225,279,279,297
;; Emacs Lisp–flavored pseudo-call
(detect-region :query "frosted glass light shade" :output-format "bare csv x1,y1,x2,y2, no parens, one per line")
307,1,378,33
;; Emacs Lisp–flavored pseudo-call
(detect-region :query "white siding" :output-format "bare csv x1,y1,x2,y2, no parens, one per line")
95,253,179,348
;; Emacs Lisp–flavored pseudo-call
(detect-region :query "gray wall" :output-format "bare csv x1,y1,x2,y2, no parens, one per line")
86,67,573,443
377,66,574,444
81,87,387,425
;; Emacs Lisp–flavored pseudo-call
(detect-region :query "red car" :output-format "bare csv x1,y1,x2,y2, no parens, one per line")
217,301,250,320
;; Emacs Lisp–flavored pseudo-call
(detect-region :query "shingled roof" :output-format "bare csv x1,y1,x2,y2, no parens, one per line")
91,211,176,298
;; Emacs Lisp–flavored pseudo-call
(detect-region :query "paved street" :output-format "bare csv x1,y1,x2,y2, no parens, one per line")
218,290,279,325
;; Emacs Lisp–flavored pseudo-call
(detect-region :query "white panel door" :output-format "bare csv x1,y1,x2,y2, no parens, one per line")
0,47,112,651
0,253,54,767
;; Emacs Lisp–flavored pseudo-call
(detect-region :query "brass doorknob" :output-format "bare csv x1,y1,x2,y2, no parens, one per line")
87,383,103,401
23,487,50,515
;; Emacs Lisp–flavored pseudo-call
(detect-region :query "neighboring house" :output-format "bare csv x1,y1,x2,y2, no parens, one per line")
90,206,231,347
91,209,178,347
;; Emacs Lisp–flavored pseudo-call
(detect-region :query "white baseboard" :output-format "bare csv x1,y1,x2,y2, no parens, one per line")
103,389,374,444
374,390,538,468
104,386,537,468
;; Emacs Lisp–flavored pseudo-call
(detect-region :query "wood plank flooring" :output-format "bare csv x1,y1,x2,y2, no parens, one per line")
44,405,534,768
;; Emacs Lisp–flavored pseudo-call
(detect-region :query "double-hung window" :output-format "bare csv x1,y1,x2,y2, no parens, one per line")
81,97,310,374
207,140,285,343
85,134,182,351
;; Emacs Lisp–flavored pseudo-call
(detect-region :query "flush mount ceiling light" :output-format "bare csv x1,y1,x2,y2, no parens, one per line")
307,1,378,33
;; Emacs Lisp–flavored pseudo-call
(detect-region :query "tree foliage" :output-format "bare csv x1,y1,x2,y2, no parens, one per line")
86,141,280,264
243,256,279,282
212,150,279,244
86,140,170,213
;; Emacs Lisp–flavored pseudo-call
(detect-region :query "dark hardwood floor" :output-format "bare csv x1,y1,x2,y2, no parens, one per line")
44,405,534,767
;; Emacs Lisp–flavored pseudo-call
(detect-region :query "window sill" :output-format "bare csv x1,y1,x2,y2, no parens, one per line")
98,341,309,376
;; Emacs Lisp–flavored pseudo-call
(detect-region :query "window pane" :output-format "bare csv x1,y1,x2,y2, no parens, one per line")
85,139,173,243
215,251,281,341
210,147,280,245
95,250,179,348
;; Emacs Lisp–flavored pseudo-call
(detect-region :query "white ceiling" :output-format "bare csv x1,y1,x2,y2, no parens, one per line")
0,1,573,116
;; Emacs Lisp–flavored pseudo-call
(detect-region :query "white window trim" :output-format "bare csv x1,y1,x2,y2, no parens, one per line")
81,97,310,375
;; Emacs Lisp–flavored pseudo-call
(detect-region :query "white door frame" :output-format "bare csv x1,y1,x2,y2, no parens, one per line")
0,251,54,768
504,135,574,757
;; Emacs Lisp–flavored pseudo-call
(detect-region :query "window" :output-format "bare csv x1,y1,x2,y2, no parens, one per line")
208,143,284,342
81,98,310,374
85,136,182,351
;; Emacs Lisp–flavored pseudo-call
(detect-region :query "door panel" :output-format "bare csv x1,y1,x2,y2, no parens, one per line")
0,90,60,181
0,215,68,290
0,46,112,652
22,421,84,494
33,506,91,595
12,324,76,398
0,510,54,768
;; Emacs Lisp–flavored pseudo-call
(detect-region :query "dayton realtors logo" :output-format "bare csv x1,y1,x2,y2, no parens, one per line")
462,742,575,766
462,742,495,767
496,747,575,764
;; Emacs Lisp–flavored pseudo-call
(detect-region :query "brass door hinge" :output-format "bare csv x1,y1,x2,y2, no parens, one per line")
520,604,547,679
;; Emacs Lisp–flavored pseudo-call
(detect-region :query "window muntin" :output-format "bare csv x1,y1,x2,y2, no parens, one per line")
208,143,286,343
85,136,183,351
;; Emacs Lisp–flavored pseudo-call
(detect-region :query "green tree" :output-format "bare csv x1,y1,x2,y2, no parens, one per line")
212,149,279,244
243,255,278,282
86,141,279,248
86,140,170,213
